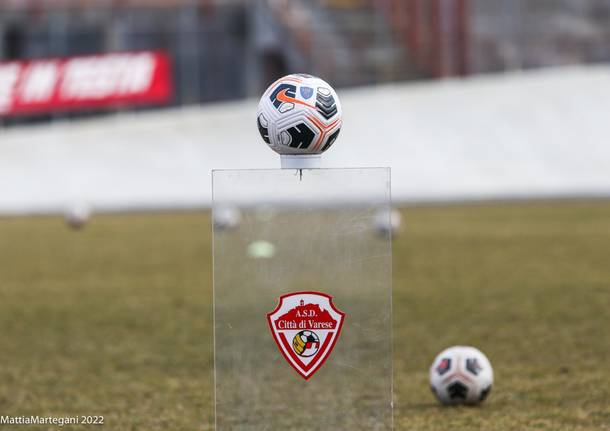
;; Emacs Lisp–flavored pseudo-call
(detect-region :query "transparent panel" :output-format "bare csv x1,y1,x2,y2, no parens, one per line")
213,168,392,430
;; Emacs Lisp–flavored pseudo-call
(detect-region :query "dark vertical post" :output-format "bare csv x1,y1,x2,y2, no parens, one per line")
429,0,442,77
455,0,469,76
406,0,420,68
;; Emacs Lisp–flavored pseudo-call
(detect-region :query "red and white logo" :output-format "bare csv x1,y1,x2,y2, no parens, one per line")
267,291,345,380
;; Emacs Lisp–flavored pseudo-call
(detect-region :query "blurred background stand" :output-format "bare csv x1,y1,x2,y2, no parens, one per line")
0,0,609,214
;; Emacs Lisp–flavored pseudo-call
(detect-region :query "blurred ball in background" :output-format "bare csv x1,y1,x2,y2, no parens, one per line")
373,208,403,237
213,206,242,231
64,202,92,230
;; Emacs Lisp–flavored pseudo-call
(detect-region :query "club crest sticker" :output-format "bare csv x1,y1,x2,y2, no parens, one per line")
300,86,314,99
267,291,345,380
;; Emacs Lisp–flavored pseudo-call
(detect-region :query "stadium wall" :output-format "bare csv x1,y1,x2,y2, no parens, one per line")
1,65,609,215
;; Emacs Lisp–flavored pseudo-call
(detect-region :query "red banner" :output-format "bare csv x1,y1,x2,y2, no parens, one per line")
0,51,173,116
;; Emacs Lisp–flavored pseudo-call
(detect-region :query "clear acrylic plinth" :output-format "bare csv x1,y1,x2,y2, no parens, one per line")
212,168,393,430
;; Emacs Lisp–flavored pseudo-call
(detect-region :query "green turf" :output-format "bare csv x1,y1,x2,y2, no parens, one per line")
0,201,609,430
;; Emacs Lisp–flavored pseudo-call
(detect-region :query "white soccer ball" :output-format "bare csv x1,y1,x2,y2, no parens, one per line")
373,208,403,237
429,346,493,405
257,74,342,155
64,202,91,229
213,206,241,231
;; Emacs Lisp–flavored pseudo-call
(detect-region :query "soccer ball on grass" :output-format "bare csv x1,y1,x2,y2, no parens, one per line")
429,346,493,405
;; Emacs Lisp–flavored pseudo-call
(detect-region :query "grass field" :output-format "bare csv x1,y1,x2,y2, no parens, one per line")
1,201,609,430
